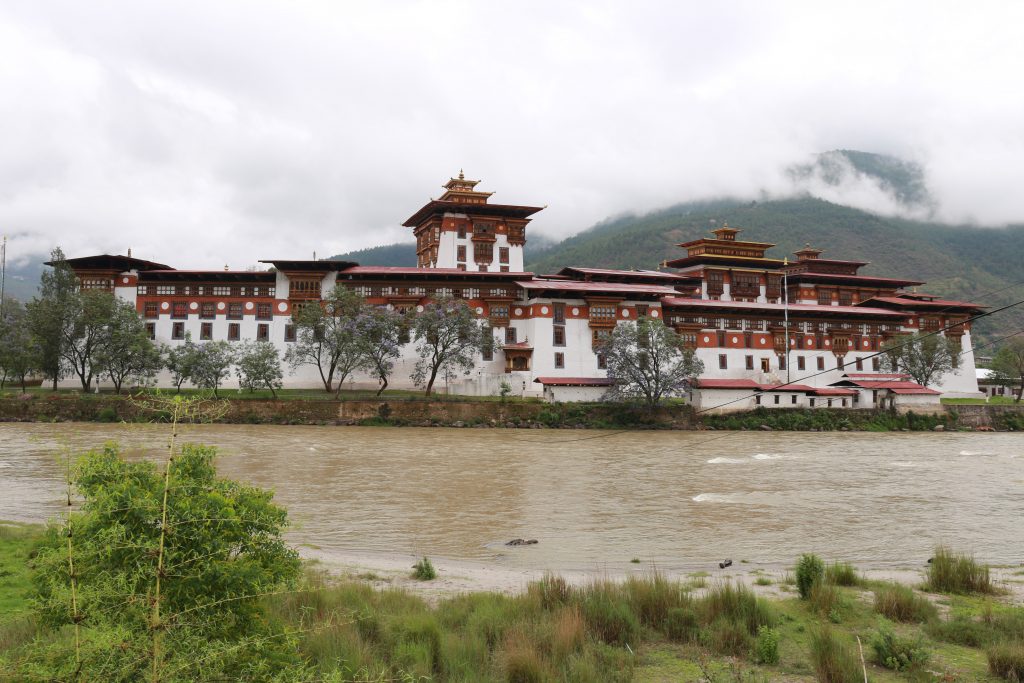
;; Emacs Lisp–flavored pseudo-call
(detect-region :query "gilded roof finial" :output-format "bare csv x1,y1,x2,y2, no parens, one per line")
458,169,465,180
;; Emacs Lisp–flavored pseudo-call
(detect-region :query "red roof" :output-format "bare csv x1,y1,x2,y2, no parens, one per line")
811,388,858,396
697,378,762,389
785,272,923,286
534,377,614,387
660,298,906,318
837,379,941,395
341,266,532,277
517,280,679,295
757,384,816,392
402,200,543,227
843,373,909,380
556,267,696,282
860,296,985,310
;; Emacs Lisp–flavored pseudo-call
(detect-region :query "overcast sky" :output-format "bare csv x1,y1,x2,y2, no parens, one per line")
2,1,1023,270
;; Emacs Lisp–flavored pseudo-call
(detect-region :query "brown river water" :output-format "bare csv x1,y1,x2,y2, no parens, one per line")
1,423,1022,572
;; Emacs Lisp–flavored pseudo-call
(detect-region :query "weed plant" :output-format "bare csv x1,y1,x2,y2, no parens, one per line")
412,557,437,581
925,546,993,594
809,627,864,683
825,562,863,587
796,553,824,599
873,583,938,623
871,625,930,672
988,641,1024,682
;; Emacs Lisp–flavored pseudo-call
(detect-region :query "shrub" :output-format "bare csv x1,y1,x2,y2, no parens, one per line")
96,406,118,422
809,627,864,683
412,557,437,581
698,582,776,636
825,562,863,587
925,546,993,594
579,584,640,645
701,617,752,657
663,606,700,643
809,581,845,622
873,583,937,623
872,625,930,672
754,625,780,665
796,554,825,599
988,641,1024,682
623,571,691,629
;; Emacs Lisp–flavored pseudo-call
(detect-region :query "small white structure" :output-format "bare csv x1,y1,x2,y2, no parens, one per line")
534,377,613,402
828,373,942,412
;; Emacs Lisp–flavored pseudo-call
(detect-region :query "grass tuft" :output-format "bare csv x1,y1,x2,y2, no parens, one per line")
925,546,993,594
825,561,863,587
988,640,1024,682
411,556,437,581
809,626,864,683
873,582,938,623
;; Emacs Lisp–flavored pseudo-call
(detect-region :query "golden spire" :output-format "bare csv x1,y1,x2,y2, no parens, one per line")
458,169,465,180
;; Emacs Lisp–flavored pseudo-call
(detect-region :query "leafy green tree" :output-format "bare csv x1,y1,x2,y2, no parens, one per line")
603,317,704,408
235,342,284,397
26,247,79,390
60,289,119,392
990,337,1024,402
284,285,366,395
22,440,301,681
164,336,200,392
0,299,38,391
354,306,407,395
190,341,235,398
411,298,489,395
881,333,956,387
94,298,163,393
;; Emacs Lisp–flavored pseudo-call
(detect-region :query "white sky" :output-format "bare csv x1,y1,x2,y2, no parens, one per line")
2,1,1023,269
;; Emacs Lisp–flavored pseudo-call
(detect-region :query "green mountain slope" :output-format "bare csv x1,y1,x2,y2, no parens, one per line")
526,197,1024,346
329,234,559,267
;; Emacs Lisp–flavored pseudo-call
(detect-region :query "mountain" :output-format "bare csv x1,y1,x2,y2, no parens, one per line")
329,234,560,267
789,149,935,211
525,196,1024,346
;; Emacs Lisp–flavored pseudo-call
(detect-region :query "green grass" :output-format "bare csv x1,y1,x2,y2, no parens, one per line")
873,582,939,623
942,396,1019,405
925,546,995,594
0,523,40,616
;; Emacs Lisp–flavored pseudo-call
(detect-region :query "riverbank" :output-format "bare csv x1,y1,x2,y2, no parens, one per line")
1,391,1022,431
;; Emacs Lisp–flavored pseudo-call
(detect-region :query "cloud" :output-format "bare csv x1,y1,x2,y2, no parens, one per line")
1,0,1023,270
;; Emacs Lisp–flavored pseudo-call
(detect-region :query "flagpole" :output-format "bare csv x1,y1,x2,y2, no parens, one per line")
0,235,7,319
783,256,790,384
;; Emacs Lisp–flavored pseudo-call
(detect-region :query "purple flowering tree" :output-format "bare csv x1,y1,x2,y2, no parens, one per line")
411,298,489,395
284,285,367,395
354,306,407,396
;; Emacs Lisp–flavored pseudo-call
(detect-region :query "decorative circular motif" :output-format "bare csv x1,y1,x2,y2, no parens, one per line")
731,336,739,344
806,339,813,346
387,304,395,311
122,277,130,284
650,309,659,318
703,336,711,343
825,340,831,346
760,338,767,345
160,302,169,311
540,306,549,315
416,305,424,313
790,339,796,346
245,302,254,311
863,340,870,347
276,302,287,313
514,307,523,316
218,302,227,311
475,306,483,315
572,307,580,316
189,302,199,311
622,310,630,318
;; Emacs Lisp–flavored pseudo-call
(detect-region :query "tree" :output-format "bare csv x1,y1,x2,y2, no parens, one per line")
164,336,201,392
411,298,489,395
354,306,407,395
881,333,956,387
235,342,284,397
0,299,38,391
24,440,301,681
26,247,79,390
603,317,704,408
190,342,235,398
990,337,1024,402
284,285,366,395
94,298,163,393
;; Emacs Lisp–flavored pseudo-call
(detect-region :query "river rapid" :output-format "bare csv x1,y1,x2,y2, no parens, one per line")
1,423,1021,572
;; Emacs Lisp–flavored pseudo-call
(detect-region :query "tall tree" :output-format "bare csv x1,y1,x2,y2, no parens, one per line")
235,342,284,398
59,289,118,392
354,306,407,395
164,335,201,392
881,333,956,387
284,285,366,395
0,299,39,391
190,342,235,398
603,317,705,408
94,299,163,393
990,337,1024,402
26,247,79,390
411,298,489,395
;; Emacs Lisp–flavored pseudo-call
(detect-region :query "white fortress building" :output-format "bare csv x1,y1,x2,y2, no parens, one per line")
59,172,984,408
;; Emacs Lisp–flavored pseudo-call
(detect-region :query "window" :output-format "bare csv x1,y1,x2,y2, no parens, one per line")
817,289,832,306
553,303,565,325
172,302,188,319
200,323,213,340
855,358,863,371
145,323,156,340
636,304,649,318
839,290,853,306
137,285,150,296
228,323,240,341
827,399,833,408
212,286,231,296
716,330,727,347
500,266,509,272
816,357,825,371
745,355,754,370
553,325,566,347
257,303,271,320
554,352,564,369
284,324,296,342
505,327,517,344
791,395,798,405
499,247,509,264
779,355,787,370
755,394,761,405
774,395,780,405
156,285,176,295
172,322,185,340
457,245,466,263
872,357,881,371
289,279,321,298
719,354,728,369
797,356,806,371
837,357,845,370
257,324,269,341
228,303,243,320
478,265,487,272
200,302,215,319
589,305,616,321
809,398,816,407
457,224,466,239
144,302,158,318
761,358,770,373
597,352,607,369
482,328,494,361
841,398,847,407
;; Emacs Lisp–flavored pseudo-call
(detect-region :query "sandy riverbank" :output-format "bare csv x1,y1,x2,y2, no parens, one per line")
300,546,1024,606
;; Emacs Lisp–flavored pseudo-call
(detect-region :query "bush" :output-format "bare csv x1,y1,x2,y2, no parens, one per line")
623,571,691,629
928,609,1024,648
412,557,437,581
698,582,776,636
809,627,864,683
96,406,118,422
701,617,752,657
988,641,1024,681
580,586,640,645
873,583,937,623
754,625,780,665
796,554,825,599
530,573,572,610
872,625,930,672
809,581,845,622
825,562,863,587
664,607,700,643
925,546,993,594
